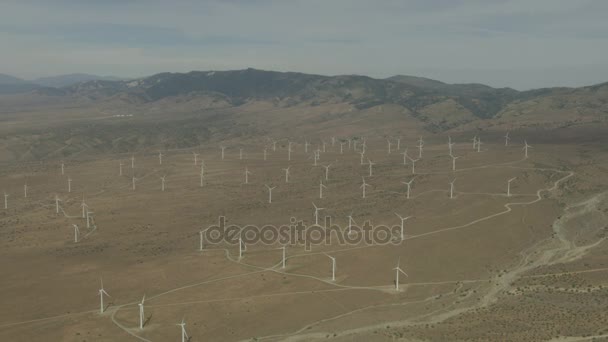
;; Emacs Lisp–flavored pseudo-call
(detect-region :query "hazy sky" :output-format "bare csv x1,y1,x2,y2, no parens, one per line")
2,0,608,90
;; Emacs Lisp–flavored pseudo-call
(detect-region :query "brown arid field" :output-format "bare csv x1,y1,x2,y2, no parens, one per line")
1,72,608,342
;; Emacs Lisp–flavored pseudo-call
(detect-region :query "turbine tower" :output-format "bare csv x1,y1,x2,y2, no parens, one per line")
449,178,456,199
360,177,370,199
131,155,135,169
265,184,276,203
523,140,532,158
192,152,199,165
325,254,336,281
220,145,226,160
401,149,409,166
451,155,460,171
505,132,510,146
283,166,291,183
322,164,331,181
138,295,145,330
244,167,252,184
119,161,123,176
160,176,166,191
98,278,111,314
73,224,80,243
158,151,163,165
55,194,61,214
507,177,517,197
394,258,408,291
3,192,7,209
367,159,375,177
395,213,411,241
401,178,415,199
417,137,424,159
312,202,324,226
67,177,72,193
319,180,327,199
177,319,189,342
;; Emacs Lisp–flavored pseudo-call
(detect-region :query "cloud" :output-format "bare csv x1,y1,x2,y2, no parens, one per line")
1,0,607,89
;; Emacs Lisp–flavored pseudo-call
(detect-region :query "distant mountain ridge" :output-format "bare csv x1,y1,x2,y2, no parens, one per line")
0,72,124,94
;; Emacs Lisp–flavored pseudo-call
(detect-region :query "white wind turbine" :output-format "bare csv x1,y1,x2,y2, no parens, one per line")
265,184,276,203
177,318,189,342
476,138,482,152
393,257,408,291
119,161,123,176
319,180,327,199
244,167,252,184
325,254,336,281
24,183,27,198
158,151,163,165
3,192,7,209
160,176,166,191
305,140,310,153
331,136,336,146
523,140,532,158
417,136,424,158
359,151,365,165
322,140,327,153
263,148,267,161
401,149,409,166
360,177,370,199
86,210,94,229
472,136,478,149
347,139,352,150
55,194,61,214
505,132,510,146
394,213,411,240
339,142,345,154
401,178,415,199
81,197,88,218
507,177,517,197
61,161,65,175
72,224,80,243
313,150,320,166
283,166,291,183
98,278,111,314
272,139,277,151
138,294,146,330
396,136,402,150
367,159,375,177
238,235,246,259
199,229,204,251
387,139,392,154
199,167,205,188
220,145,226,160
281,245,286,269
448,140,455,156
192,152,199,165
322,164,331,181
312,202,324,226
347,212,356,235
131,155,135,169
132,176,136,191
449,178,456,199
451,155,460,171
239,148,244,160
67,177,72,193
409,157,419,174
287,141,293,161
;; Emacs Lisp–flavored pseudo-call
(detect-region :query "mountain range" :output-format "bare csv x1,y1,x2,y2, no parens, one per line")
0,73,123,94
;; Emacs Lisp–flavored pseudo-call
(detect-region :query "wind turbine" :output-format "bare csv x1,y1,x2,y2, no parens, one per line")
131,155,135,169
347,139,352,150
451,155,460,171
281,246,286,268
347,212,356,235
199,168,205,188
387,139,392,154
505,132,510,146
160,176,166,191
312,202,324,226
23,183,27,198
417,137,424,158
177,318,189,342
67,177,72,193
319,180,327,199
158,151,163,165
396,136,402,150
394,214,411,241
283,166,291,183
360,177,370,199
244,167,252,184
263,148,268,161
331,136,336,146
409,157,419,175
401,178,415,199
325,254,336,281
472,136,478,149
401,149,409,166
322,140,327,153
81,197,87,218
192,152,199,165
138,295,146,330
61,161,65,175
86,210,94,229
448,141,455,156
367,159,375,177
265,184,276,203
73,224,80,243
449,178,456,199
3,192,7,209
322,164,331,180
54,194,61,214
220,145,226,160
523,140,532,158
272,139,277,151
287,141,293,161
313,150,320,166
239,148,244,160
132,176,136,191
476,138,482,152
98,278,111,314
393,258,408,291
119,161,123,176
359,151,365,165
507,177,517,197
199,230,204,251
305,140,310,153
238,235,245,259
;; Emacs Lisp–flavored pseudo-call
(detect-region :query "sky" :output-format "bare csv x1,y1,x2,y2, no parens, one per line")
2,0,608,90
